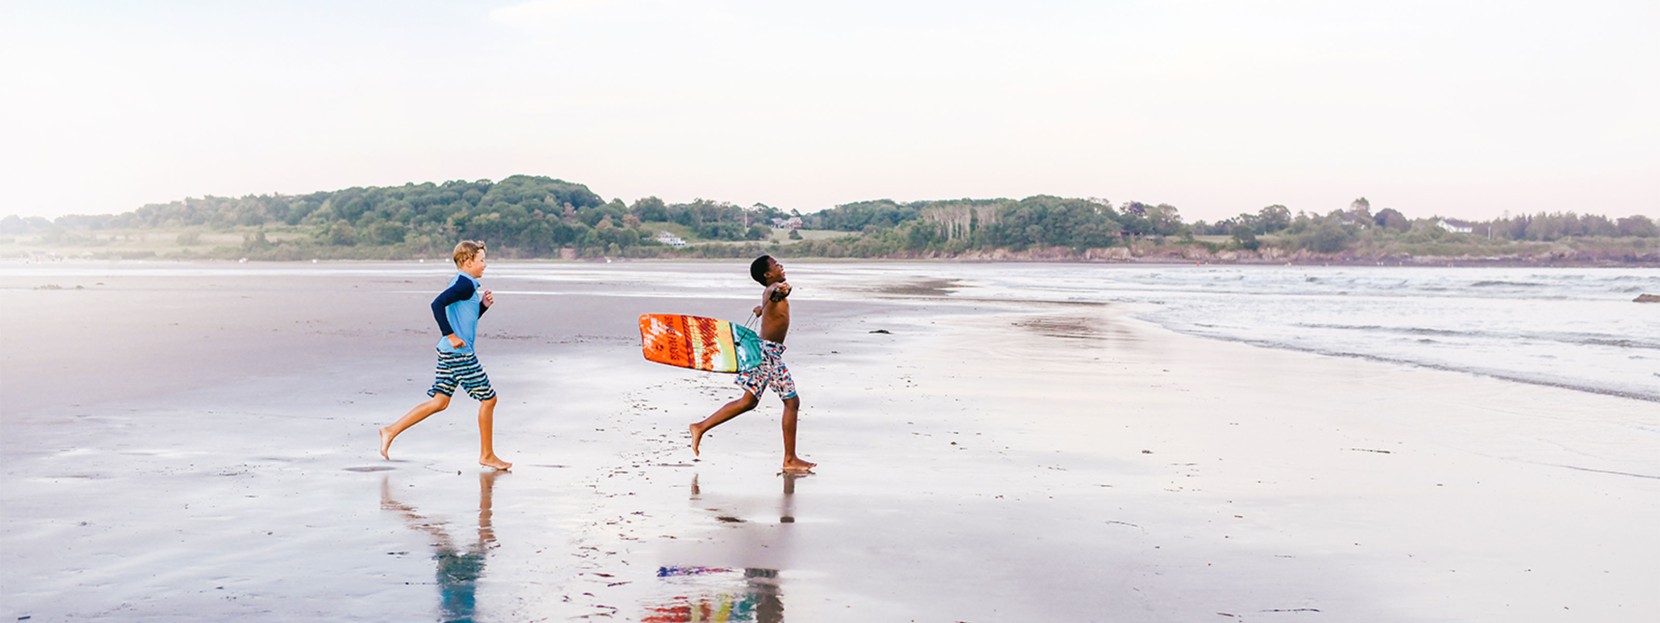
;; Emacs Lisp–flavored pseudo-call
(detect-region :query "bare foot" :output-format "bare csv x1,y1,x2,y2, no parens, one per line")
782,457,816,473
480,455,512,471
689,423,706,456
379,427,394,460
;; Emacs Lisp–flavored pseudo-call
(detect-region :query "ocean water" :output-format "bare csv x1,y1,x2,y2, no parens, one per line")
8,261,1656,403
900,264,1660,404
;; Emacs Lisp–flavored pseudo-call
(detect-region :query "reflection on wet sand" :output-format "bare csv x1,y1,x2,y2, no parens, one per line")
644,568,783,623
778,472,799,524
381,471,503,623
646,473,804,622
689,472,803,525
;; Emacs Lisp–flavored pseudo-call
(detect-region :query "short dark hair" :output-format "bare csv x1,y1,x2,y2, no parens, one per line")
749,255,774,285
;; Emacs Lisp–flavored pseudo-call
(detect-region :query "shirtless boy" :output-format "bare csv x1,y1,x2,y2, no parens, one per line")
688,255,816,473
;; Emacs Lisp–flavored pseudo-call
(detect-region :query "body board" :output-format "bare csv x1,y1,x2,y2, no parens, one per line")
639,313,764,373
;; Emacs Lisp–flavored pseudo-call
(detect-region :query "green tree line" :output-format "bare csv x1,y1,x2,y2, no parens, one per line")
1,176,798,258
1183,197,1658,254
2,178,1654,260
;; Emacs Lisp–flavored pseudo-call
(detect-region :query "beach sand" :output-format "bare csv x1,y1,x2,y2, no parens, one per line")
2,262,1656,621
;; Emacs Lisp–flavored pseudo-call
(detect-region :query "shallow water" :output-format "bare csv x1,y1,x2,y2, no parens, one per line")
10,260,1655,401
10,261,1651,401
914,264,1660,402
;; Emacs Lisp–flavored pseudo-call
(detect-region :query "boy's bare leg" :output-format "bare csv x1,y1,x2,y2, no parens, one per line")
476,397,512,470
779,396,815,472
381,394,452,459
690,392,759,456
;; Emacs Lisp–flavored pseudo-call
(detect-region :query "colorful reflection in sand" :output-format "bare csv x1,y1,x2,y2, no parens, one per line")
644,567,784,623
646,472,803,621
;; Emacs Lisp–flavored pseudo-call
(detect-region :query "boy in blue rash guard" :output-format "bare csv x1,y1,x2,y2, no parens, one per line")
379,240,513,471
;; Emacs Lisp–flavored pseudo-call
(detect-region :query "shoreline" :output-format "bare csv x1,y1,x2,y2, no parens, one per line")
8,253,1660,268
1138,325,1660,404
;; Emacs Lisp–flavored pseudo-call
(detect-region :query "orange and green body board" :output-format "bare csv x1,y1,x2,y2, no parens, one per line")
638,313,764,373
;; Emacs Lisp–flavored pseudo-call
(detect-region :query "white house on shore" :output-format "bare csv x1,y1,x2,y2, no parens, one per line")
656,231,687,246
1435,219,1474,234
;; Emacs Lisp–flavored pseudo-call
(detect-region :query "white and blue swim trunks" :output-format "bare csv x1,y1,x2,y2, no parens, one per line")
427,350,497,401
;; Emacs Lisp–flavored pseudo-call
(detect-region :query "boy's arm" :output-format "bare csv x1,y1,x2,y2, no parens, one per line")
430,280,477,338
754,282,791,316
768,282,792,302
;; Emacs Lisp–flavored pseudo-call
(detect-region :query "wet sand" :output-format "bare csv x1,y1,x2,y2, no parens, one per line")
2,261,1657,621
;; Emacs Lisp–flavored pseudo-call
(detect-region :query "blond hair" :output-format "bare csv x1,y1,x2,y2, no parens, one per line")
452,240,487,266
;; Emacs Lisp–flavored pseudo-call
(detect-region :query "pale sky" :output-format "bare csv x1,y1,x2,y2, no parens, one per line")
2,0,1656,222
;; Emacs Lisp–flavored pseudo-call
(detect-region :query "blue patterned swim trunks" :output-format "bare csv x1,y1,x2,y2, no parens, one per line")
735,340,797,400
428,350,497,401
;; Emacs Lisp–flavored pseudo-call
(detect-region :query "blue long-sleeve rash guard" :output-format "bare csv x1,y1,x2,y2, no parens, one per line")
431,274,489,354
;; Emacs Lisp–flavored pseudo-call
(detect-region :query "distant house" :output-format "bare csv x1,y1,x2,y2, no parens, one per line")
1436,219,1474,234
770,217,803,230
656,231,687,246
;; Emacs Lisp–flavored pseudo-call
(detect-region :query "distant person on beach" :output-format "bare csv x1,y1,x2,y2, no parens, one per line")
379,240,512,470
689,255,816,473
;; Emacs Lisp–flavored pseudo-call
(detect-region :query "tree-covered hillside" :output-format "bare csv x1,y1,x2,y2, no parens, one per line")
2,176,792,259
2,177,1655,264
